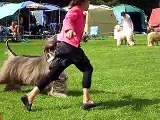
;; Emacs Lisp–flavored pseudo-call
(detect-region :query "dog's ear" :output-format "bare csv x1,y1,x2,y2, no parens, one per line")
44,35,58,53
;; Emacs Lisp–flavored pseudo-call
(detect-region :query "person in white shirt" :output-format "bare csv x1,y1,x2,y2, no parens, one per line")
121,12,134,33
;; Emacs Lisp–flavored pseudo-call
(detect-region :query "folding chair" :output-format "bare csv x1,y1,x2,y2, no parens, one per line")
0,32,3,42
0,26,4,42
89,26,100,39
50,23,57,35
2,27,13,42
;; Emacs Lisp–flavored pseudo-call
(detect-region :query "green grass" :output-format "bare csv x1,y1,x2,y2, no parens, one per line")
1,35,160,120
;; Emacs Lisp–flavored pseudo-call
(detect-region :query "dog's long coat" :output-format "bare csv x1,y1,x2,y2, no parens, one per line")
114,25,135,46
0,36,68,97
147,32,160,46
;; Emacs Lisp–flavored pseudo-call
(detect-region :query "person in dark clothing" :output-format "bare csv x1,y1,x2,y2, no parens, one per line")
19,12,29,32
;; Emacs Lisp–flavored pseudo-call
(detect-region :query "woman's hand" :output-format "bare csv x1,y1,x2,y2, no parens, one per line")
81,32,88,42
65,30,76,39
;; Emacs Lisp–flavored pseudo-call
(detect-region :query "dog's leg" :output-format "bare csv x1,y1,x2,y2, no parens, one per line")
42,82,67,97
47,87,67,98
131,35,136,44
124,39,127,45
147,34,154,47
116,38,121,46
4,83,22,91
150,40,154,46
47,80,67,98
154,41,159,46
127,37,135,46
147,39,152,46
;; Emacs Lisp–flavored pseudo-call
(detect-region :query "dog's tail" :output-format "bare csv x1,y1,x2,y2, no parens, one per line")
6,40,17,56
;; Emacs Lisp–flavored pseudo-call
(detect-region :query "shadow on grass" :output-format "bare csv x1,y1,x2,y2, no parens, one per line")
12,88,160,111
20,93,160,112
67,89,113,97
96,95,160,111
135,44,147,46
1,87,106,97
21,89,110,97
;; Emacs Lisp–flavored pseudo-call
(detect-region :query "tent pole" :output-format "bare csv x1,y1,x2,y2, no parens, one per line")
59,9,60,24
58,9,60,32
5,17,7,28
18,9,20,26
18,9,21,40
42,10,44,27
29,8,30,35
51,11,53,23
5,17,7,38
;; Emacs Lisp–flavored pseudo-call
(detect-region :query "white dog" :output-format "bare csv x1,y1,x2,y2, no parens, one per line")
114,25,135,46
147,32,160,46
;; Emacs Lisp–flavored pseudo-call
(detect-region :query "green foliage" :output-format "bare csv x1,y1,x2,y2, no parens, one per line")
90,0,106,5
1,0,24,3
0,0,157,16
1,35,160,119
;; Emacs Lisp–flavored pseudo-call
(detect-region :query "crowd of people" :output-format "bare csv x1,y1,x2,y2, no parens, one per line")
0,13,31,42
0,10,48,42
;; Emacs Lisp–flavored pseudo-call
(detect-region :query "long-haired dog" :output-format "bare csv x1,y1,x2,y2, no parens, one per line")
147,32,160,46
114,25,135,46
0,35,68,97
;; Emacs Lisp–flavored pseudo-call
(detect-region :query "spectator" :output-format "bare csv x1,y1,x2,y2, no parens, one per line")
0,23,4,42
19,11,29,32
10,21,20,41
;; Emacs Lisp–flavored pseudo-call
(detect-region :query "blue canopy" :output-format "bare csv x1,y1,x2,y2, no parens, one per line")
21,1,35,8
0,1,62,20
44,4,61,11
0,3,22,19
22,1,48,10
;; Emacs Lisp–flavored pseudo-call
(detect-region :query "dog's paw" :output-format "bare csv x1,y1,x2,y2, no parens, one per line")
48,92,67,98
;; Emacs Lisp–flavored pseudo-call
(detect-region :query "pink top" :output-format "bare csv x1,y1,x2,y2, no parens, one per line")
57,6,86,48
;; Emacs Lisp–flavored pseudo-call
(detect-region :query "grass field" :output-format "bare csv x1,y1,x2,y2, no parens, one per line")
1,35,160,120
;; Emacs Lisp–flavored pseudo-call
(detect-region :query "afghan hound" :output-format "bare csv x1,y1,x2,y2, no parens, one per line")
147,32,160,46
0,35,68,97
114,25,135,46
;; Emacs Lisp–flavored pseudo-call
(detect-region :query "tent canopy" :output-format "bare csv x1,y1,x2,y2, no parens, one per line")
0,1,64,35
21,1,35,8
85,4,117,35
148,8,160,32
26,3,47,10
0,1,62,20
113,4,147,32
43,4,62,11
0,3,22,19
0,2,10,7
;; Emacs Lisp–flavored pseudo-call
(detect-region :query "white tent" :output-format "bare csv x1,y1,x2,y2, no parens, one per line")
85,4,117,35
63,4,117,36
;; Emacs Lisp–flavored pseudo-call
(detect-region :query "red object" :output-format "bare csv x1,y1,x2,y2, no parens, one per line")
148,8,160,32
0,116,2,120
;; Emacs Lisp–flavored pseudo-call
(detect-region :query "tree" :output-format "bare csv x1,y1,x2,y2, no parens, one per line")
102,0,158,16
1,0,70,6
90,0,106,5
116,0,158,16
1,0,158,16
